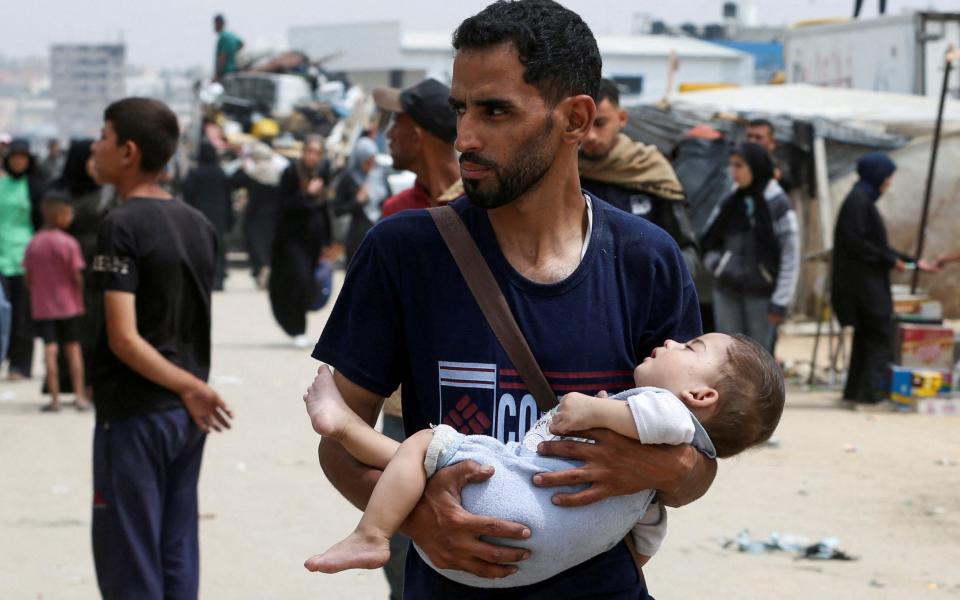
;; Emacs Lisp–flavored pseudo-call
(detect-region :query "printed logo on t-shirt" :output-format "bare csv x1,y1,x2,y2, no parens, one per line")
438,362,496,436
92,255,131,275
438,362,635,443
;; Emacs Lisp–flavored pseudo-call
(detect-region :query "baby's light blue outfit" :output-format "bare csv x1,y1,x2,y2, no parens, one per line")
413,386,717,588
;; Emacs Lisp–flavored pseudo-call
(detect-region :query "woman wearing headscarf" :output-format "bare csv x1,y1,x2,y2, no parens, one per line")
269,135,331,347
182,142,233,290
229,142,286,286
58,139,114,393
701,142,800,351
0,138,43,379
831,153,934,404
333,137,387,265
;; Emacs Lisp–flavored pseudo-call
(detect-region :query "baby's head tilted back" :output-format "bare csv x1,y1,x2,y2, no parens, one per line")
703,334,785,458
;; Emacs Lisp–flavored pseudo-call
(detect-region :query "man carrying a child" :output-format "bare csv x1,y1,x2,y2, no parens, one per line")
312,1,716,597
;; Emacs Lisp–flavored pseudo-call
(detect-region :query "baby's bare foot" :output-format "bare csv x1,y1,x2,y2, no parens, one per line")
304,530,391,573
304,365,352,438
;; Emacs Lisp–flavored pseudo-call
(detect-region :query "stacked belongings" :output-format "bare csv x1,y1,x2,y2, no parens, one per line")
887,293,959,414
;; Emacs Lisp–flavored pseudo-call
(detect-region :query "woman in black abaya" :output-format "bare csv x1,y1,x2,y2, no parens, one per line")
269,135,330,347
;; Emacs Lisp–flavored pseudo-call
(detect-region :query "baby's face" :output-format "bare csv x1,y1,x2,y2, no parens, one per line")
633,333,732,398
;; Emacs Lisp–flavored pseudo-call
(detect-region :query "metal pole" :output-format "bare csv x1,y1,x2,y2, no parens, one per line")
911,47,955,293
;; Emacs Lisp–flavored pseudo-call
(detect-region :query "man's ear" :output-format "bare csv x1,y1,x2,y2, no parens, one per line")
560,94,596,144
617,107,628,129
680,387,719,410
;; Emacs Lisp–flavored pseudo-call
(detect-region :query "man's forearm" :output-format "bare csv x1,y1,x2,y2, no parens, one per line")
318,436,382,511
658,450,717,507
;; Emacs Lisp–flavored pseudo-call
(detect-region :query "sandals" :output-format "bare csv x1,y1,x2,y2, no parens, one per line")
40,403,61,413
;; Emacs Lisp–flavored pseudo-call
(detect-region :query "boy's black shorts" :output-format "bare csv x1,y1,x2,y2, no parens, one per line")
35,317,81,345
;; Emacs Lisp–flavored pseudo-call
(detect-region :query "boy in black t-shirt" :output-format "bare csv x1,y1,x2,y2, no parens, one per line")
89,97,233,600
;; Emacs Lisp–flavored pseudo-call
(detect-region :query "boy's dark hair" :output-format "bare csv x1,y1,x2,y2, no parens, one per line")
747,118,775,136
452,0,602,105
103,97,179,174
596,78,621,107
706,334,785,458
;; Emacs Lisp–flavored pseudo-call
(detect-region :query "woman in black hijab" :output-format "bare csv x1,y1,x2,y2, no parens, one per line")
701,142,793,350
57,139,113,395
831,153,934,404
269,135,330,347
182,142,233,290
229,142,283,286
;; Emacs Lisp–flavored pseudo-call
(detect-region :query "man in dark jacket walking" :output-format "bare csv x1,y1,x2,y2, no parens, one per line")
831,153,934,404
578,79,700,274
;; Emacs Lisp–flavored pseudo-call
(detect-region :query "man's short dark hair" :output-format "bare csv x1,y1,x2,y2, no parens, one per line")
214,14,225,24
748,118,774,136
706,334,785,459
104,97,179,174
596,79,620,107
452,0,602,105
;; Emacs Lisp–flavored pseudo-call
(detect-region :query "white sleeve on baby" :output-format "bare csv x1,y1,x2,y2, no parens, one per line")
626,389,695,445
631,502,668,557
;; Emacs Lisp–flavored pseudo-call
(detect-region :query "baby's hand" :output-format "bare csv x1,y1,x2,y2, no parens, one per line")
549,393,598,435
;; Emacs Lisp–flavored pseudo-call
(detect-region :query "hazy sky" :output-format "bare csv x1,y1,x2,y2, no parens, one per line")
2,0,948,70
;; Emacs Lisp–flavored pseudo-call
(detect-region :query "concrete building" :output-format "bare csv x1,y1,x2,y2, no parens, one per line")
126,67,197,125
288,21,753,104
50,44,125,138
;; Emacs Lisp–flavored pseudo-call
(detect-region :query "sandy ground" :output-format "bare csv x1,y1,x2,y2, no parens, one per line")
2,270,959,600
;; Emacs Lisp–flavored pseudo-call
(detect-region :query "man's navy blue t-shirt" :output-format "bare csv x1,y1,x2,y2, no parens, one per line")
313,195,701,599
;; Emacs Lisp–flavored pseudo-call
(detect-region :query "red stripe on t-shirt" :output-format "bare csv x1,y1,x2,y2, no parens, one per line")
500,368,634,379
498,380,634,392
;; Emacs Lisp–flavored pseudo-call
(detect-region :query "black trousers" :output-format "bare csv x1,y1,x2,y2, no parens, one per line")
844,311,894,403
1,274,34,377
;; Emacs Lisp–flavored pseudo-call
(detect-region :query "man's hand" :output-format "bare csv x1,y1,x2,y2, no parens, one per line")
180,380,234,433
401,460,531,579
534,428,704,507
894,258,907,272
767,312,785,325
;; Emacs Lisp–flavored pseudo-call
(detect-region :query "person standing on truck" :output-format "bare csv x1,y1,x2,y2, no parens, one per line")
213,14,244,82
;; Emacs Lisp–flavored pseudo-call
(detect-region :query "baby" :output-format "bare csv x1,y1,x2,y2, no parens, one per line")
303,332,784,587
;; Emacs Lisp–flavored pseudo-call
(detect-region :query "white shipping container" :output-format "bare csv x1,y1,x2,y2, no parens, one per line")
785,12,960,98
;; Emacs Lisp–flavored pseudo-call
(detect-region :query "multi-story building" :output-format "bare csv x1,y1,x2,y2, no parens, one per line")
50,44,125,138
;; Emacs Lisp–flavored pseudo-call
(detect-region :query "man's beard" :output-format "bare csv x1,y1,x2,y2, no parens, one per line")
579,136,618,162
461,117,555,210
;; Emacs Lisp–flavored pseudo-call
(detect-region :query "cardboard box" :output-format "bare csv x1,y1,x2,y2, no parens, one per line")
888,366,952,406
915,398,960,416
896,325,955,371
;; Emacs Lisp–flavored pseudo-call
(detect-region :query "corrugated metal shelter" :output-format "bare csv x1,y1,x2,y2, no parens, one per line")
626,84,960,316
